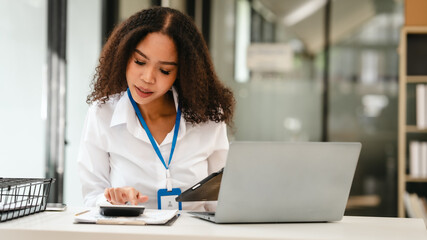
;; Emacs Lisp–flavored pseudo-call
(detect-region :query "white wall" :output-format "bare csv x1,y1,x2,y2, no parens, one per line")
65,0,102,206
0,0,47,178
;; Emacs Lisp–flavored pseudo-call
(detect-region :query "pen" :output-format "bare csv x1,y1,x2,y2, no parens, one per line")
75,210,90,216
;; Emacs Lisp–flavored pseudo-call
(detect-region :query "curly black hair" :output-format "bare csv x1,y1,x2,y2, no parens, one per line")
87,6,235,125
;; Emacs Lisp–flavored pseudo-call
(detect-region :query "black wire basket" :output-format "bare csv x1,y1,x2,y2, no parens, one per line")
0,178,55,222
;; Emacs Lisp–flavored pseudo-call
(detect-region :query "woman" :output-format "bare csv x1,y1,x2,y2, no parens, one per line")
78,6,234,211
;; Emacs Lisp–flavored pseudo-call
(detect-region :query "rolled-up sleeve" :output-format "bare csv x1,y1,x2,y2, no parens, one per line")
77,105,111,207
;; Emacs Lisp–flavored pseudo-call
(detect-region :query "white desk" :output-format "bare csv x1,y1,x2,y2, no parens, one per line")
0,207,426,240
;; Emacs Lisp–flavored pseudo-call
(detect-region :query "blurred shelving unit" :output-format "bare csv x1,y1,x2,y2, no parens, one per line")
397,26,427,218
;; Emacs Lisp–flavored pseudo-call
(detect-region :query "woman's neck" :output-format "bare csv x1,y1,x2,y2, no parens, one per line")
138,91,176,121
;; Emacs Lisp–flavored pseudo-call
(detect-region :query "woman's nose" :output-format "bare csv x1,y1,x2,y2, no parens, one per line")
141,67,155,84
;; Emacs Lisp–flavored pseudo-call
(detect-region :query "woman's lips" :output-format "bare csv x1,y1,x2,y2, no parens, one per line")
135,86,153,98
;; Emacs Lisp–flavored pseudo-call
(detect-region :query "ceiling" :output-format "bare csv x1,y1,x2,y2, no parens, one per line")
256,0,402,54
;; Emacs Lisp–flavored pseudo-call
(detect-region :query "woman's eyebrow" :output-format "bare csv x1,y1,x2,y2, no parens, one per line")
159,60,178,66
134,49,149,60
134,49,177,66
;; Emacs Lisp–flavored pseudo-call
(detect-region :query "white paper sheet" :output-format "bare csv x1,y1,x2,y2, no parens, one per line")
74,208,178,225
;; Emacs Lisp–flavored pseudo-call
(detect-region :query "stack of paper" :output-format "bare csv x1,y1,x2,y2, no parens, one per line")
404,192,427,227
74,208,178,225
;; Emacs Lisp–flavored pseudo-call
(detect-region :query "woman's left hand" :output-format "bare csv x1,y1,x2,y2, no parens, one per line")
104,186,149,205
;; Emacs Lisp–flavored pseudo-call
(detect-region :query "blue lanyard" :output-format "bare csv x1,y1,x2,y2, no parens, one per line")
127,88,181,170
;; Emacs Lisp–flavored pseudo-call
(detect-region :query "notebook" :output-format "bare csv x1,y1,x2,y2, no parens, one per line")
177,141,361,223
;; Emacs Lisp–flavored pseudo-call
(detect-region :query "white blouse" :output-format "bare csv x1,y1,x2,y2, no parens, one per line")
77,88,229,210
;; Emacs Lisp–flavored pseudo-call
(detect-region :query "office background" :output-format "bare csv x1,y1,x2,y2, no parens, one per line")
0,0,405,217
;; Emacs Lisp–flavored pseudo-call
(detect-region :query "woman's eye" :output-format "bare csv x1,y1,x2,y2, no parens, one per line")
134,60,145,65
160,69,170,75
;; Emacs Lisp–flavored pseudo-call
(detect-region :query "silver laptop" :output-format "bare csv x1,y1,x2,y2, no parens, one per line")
189,141,361,223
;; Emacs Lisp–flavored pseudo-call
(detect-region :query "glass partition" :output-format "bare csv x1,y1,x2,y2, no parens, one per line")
211,0,403,216
212,0,323,143
329,0,403,216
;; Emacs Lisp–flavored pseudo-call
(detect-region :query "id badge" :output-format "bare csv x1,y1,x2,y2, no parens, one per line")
157,188,182,210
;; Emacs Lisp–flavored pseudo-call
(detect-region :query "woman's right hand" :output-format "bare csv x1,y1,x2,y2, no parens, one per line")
104,187,149,205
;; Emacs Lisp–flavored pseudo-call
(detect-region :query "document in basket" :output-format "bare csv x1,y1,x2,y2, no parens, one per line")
74,208,178,225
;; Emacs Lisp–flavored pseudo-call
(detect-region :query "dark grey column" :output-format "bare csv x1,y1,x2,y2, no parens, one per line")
45,0,67,203
322,0,331,142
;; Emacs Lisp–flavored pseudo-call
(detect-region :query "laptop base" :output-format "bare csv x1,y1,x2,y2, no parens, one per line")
189,212,216,222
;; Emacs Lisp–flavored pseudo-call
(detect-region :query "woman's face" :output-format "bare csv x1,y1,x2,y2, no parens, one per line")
126,32,178,107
